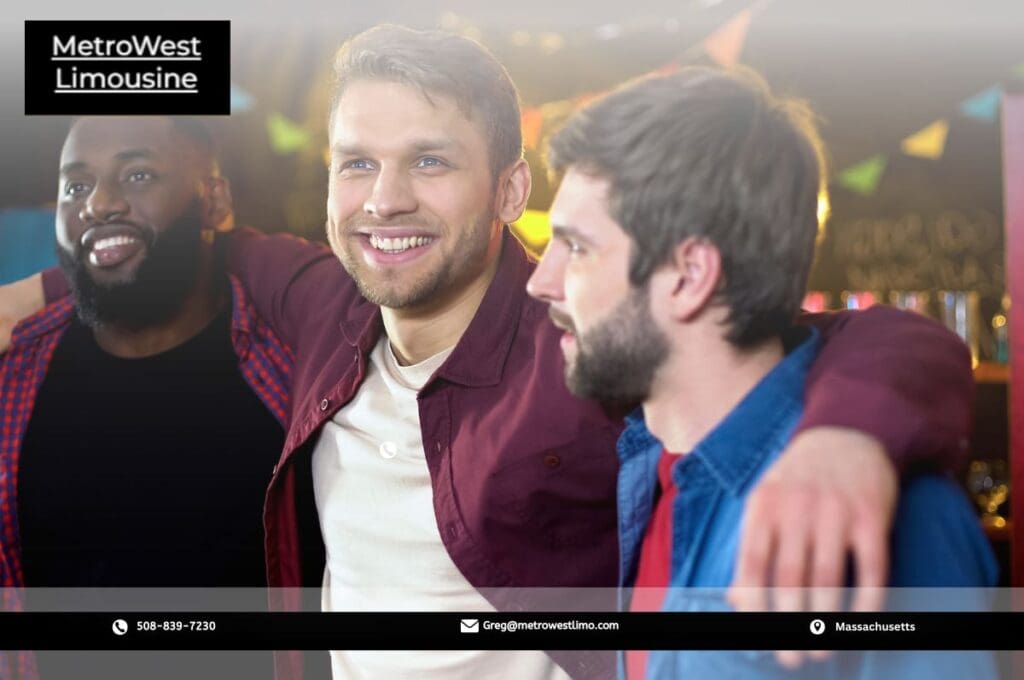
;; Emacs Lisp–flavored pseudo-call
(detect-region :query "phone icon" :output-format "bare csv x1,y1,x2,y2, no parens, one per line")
112,619,128,636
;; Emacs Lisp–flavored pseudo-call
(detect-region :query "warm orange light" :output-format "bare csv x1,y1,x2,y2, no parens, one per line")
817,188,831,238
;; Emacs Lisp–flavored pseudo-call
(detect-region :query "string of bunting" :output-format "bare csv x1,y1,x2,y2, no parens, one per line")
514,0,769,245
835,69,1022,197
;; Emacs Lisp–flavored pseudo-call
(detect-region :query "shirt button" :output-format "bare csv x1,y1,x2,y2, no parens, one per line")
319,398,331,412
544,455,561,469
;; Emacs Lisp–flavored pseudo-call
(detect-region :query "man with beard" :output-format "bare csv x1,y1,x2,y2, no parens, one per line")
527,68,997,678
5,27,976,680
0,116,291,679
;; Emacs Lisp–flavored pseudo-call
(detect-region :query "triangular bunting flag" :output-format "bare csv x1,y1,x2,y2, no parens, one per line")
267,114,312,154
230,84,254,114
521,108,543,151
959,86,1002,122
837,155,887,196
900,119,949,160
703,8,753,67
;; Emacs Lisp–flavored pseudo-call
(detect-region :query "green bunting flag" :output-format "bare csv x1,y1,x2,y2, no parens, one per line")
837,155,888,196
267,114,312,154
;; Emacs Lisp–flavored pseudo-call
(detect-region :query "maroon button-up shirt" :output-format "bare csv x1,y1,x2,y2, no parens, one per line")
217,227,972,679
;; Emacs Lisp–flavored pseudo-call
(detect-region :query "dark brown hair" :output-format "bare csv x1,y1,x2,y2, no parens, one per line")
548,67,826,347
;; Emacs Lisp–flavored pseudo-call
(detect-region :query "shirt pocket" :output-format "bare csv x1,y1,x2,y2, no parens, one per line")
484,424,621,550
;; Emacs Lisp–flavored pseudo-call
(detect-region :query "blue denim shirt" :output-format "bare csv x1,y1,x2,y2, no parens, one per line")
616,329,998,679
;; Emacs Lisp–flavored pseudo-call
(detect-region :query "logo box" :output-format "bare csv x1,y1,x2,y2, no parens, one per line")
25,20,230,115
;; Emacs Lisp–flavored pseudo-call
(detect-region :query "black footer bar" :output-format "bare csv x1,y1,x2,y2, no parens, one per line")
0,612,1018,650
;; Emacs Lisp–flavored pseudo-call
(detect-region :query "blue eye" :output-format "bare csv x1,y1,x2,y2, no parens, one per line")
343,159,374,171
417,157,445,168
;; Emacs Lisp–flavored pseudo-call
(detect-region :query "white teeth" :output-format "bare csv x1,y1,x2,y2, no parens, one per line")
368,234,433,253
92,235,139,251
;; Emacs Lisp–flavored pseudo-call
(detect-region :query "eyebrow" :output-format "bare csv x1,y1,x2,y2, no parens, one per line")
331,138,463,157
59,148,158,175
551,224,598,248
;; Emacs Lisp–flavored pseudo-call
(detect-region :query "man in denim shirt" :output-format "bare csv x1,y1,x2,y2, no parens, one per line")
528,67,997,679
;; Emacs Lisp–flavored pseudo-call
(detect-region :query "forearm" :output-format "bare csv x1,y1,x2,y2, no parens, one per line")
223,228,341,348
798,306,973,474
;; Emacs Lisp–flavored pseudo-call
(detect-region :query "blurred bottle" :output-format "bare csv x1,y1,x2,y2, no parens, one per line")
938,291,981,367
992,294,1009,364
889,291,932,318
840,291,878,310
802,291,831,313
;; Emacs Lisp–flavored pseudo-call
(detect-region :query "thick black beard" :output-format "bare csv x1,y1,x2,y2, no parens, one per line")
567,286,670,406
58,201,204,331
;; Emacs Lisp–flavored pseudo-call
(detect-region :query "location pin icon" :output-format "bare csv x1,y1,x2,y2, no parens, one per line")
810,619,826,635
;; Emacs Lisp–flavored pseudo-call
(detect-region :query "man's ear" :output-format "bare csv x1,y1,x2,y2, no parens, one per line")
201,176,234,233
653,236,723,323
496,159,532,225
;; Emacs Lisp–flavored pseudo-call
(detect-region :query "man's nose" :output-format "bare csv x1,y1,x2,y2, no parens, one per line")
363,168,417,219
80,179,129,224
526,242,567,303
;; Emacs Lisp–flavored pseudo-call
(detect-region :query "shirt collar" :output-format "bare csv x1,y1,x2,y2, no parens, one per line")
437,229,531,387
10,296,75,346
622,328,820,496
13,273,255,348
687,327,819,496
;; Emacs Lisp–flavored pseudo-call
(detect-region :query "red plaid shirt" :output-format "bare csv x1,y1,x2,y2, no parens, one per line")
0,276,293,679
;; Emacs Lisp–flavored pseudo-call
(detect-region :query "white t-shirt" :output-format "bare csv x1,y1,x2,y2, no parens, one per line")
312,337,570,679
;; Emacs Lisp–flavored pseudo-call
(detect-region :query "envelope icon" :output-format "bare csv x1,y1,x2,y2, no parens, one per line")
460,618,479,633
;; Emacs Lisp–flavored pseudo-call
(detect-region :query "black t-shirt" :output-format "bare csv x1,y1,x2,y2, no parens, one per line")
18,306,285,588
17,307,285,679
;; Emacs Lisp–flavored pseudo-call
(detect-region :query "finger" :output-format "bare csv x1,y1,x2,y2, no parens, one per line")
851,513,888,613
767,491,820,670
767,511,812,669
809,497,847,612
772,533,810,613
806,501,846,662
729,491,777,612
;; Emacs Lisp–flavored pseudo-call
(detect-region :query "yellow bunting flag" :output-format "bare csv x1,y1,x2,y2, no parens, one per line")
267,113,312,155
900,119,949,160
511,209,552,254
703,8,753,67
521,108,544,151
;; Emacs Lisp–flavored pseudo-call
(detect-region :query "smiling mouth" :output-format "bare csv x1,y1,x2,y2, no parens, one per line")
367,234,435,254
81,227,147,269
